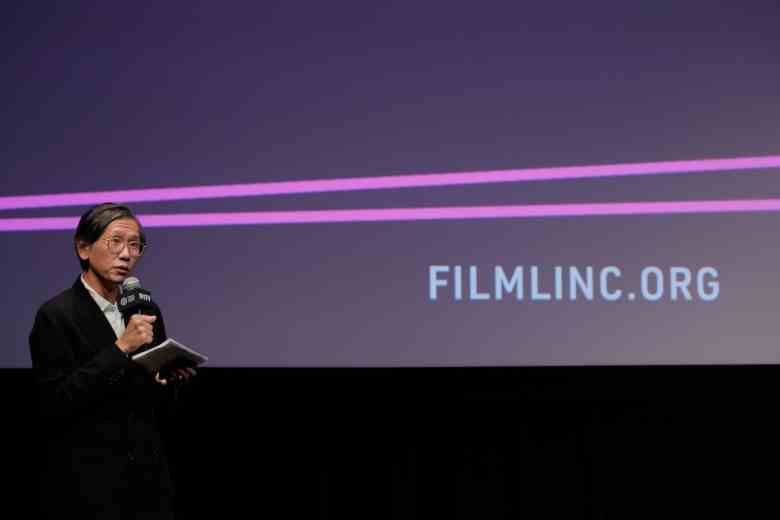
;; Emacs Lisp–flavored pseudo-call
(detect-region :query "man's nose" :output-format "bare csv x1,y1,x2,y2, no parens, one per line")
118,243,132,260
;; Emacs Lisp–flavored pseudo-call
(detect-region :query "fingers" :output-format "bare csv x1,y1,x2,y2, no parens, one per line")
154,371,168,385
173,367,195,379
131,323,153,345
128,314,156,327
162,367,198,384
131,314,154,334
120,314,156,353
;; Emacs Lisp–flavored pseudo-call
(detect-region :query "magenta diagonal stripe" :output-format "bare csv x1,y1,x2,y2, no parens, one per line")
2,199,779,231
1,155,779,211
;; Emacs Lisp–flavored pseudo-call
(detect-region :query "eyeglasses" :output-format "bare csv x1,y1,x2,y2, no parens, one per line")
104,236,147,257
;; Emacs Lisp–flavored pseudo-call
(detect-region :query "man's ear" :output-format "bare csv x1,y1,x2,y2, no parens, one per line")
76,241,91,261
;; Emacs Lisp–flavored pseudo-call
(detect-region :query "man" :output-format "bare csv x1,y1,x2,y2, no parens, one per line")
29,203,194,519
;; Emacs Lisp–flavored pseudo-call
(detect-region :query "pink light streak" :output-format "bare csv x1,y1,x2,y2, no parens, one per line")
2,199,779,231
1,155,779,211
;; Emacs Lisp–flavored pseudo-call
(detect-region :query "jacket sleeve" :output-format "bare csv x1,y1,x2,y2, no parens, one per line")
29,305,131,425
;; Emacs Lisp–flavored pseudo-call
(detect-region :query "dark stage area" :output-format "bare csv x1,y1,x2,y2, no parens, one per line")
8,366,780,518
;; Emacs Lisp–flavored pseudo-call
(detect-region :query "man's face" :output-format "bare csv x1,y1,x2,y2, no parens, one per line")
77,218,142,287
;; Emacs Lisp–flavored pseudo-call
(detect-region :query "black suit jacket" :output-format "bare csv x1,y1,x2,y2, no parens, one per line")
29,277,176,519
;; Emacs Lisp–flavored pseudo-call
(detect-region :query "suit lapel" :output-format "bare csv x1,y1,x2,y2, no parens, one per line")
71,277,121,354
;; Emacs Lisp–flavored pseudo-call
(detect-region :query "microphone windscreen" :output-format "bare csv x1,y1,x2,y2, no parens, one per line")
122,276,142,292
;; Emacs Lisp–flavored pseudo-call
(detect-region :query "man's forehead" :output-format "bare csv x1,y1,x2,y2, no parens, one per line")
103,218,140,237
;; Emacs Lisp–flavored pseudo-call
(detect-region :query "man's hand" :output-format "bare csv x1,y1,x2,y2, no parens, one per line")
115,314,156,354
155,367,197,385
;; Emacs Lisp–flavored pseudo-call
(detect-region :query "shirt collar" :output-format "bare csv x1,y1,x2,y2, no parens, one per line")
80,274,118,313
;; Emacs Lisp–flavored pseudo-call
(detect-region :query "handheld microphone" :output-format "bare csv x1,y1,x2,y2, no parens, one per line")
118,276,155,326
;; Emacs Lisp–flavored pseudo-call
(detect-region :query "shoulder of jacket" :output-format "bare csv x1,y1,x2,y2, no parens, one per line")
37,285,78,318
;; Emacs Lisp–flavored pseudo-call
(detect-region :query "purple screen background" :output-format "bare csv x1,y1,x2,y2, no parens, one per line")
3,2,779,367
